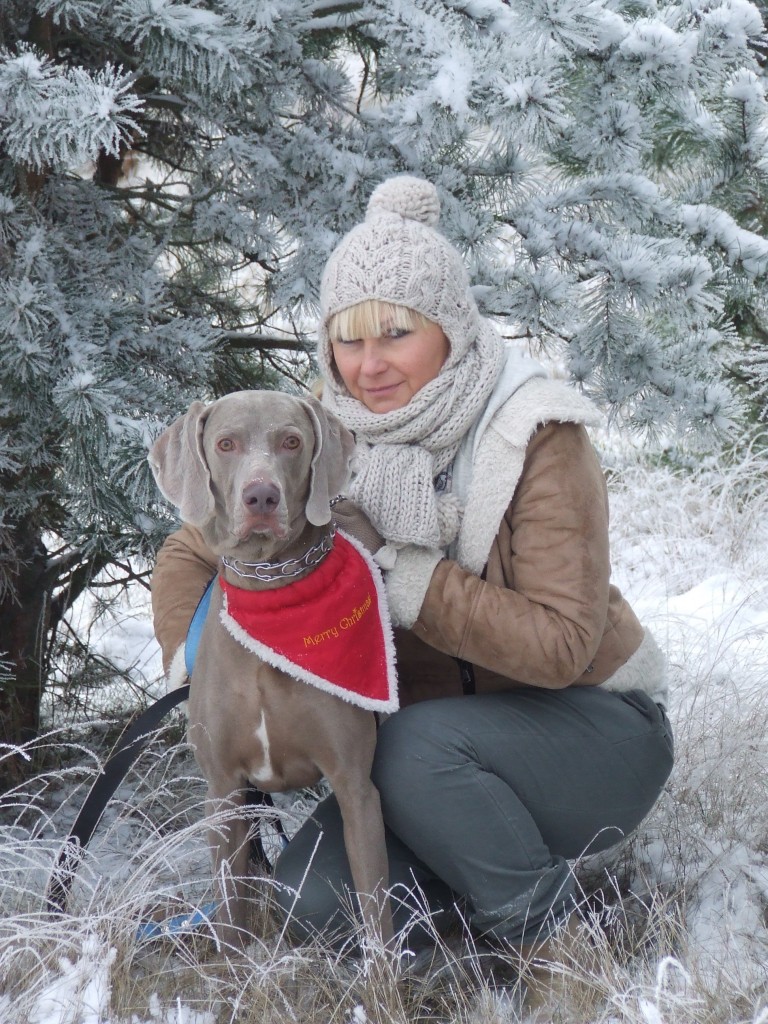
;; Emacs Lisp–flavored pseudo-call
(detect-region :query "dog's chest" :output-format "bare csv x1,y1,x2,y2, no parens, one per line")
239,702,321,791
241,709,306,790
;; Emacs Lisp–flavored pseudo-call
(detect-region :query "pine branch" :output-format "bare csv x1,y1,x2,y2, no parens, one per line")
220,332,308,353
88,560,152,592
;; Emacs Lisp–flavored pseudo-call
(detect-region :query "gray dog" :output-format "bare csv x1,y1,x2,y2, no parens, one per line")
149,390,395,949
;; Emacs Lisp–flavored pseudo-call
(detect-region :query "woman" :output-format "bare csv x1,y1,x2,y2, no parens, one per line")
151,177,672,986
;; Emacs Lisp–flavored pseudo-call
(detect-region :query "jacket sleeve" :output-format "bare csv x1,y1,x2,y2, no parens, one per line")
411,422,611,688
151,523,218,674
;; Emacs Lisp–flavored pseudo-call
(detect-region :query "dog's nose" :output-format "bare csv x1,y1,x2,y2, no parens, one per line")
242,480,281,513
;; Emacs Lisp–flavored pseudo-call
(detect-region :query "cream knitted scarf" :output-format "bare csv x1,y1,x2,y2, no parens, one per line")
324,320,505,548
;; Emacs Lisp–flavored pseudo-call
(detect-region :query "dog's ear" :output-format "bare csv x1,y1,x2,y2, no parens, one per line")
148,401,216,525
297,395,355,526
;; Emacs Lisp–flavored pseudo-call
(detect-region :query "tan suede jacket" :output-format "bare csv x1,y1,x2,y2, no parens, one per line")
151,419,646,708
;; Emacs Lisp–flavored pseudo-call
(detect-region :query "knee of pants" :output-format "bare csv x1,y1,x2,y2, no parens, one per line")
372,700,468,806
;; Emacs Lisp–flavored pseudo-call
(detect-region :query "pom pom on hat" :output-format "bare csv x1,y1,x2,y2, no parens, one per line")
366,176,440,227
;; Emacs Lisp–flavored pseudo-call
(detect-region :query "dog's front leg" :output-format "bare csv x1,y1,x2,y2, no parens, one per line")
332,773,394,947
205,783,252,951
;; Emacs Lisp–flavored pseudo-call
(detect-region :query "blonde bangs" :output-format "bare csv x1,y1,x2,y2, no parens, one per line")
327,300,432,343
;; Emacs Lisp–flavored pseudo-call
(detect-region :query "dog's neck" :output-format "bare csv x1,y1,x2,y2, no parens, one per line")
218,523,335,592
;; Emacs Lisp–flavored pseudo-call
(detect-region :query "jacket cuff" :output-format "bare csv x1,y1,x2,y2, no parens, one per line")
385,547,443,628
166,644,189,694
601,629,669,709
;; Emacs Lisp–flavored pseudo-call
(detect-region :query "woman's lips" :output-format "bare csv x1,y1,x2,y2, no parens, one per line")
364,382,402,397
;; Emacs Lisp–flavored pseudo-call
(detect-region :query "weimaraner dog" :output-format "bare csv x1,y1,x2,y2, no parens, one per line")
149,390,394,949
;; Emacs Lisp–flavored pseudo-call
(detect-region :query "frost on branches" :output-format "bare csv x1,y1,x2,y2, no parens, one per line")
0,0,766,753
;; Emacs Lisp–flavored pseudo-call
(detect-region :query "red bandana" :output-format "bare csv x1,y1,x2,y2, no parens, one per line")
219,532,398,713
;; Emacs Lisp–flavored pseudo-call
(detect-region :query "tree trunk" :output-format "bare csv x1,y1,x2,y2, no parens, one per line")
0,528,51,789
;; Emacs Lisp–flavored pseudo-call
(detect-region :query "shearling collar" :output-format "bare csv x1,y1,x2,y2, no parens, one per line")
455,375,603,574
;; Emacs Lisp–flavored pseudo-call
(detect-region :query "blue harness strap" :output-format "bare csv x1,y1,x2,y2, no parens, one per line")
185,577,216,677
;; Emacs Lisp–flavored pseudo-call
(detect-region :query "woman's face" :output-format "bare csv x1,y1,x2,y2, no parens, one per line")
330,320,450,413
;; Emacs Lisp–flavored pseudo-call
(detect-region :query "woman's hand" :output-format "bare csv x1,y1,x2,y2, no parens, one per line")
384,545,444,628
331,497,384,554
332,498,444,628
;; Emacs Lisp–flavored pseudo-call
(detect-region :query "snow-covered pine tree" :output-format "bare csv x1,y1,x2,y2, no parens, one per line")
1,0,766,764
718,0,768,417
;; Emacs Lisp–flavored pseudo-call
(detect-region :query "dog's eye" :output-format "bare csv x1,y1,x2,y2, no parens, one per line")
283,435,301,451
217,438,236,452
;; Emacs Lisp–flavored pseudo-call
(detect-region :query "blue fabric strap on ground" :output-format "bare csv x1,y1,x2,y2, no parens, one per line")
136,901,219,941
185,577,215,677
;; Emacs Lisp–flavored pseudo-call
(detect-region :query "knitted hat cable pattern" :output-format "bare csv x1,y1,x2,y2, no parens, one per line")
318,176,505,550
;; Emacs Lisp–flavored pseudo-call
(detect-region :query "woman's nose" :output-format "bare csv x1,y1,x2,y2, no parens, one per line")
359,339,387,375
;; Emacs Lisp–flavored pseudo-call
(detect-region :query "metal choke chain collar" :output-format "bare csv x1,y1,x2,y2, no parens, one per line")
221,528,335,582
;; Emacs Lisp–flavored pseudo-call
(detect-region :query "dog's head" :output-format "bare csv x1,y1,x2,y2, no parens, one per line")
149,390,355,555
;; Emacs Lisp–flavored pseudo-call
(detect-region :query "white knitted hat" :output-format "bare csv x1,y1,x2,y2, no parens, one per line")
318,176,483,382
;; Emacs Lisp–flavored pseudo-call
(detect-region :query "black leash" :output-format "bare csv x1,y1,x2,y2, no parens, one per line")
45,684,285,914
46,684,192,912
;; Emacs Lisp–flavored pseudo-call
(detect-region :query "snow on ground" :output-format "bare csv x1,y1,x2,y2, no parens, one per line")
601,437,768,994
2,433,768,1022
